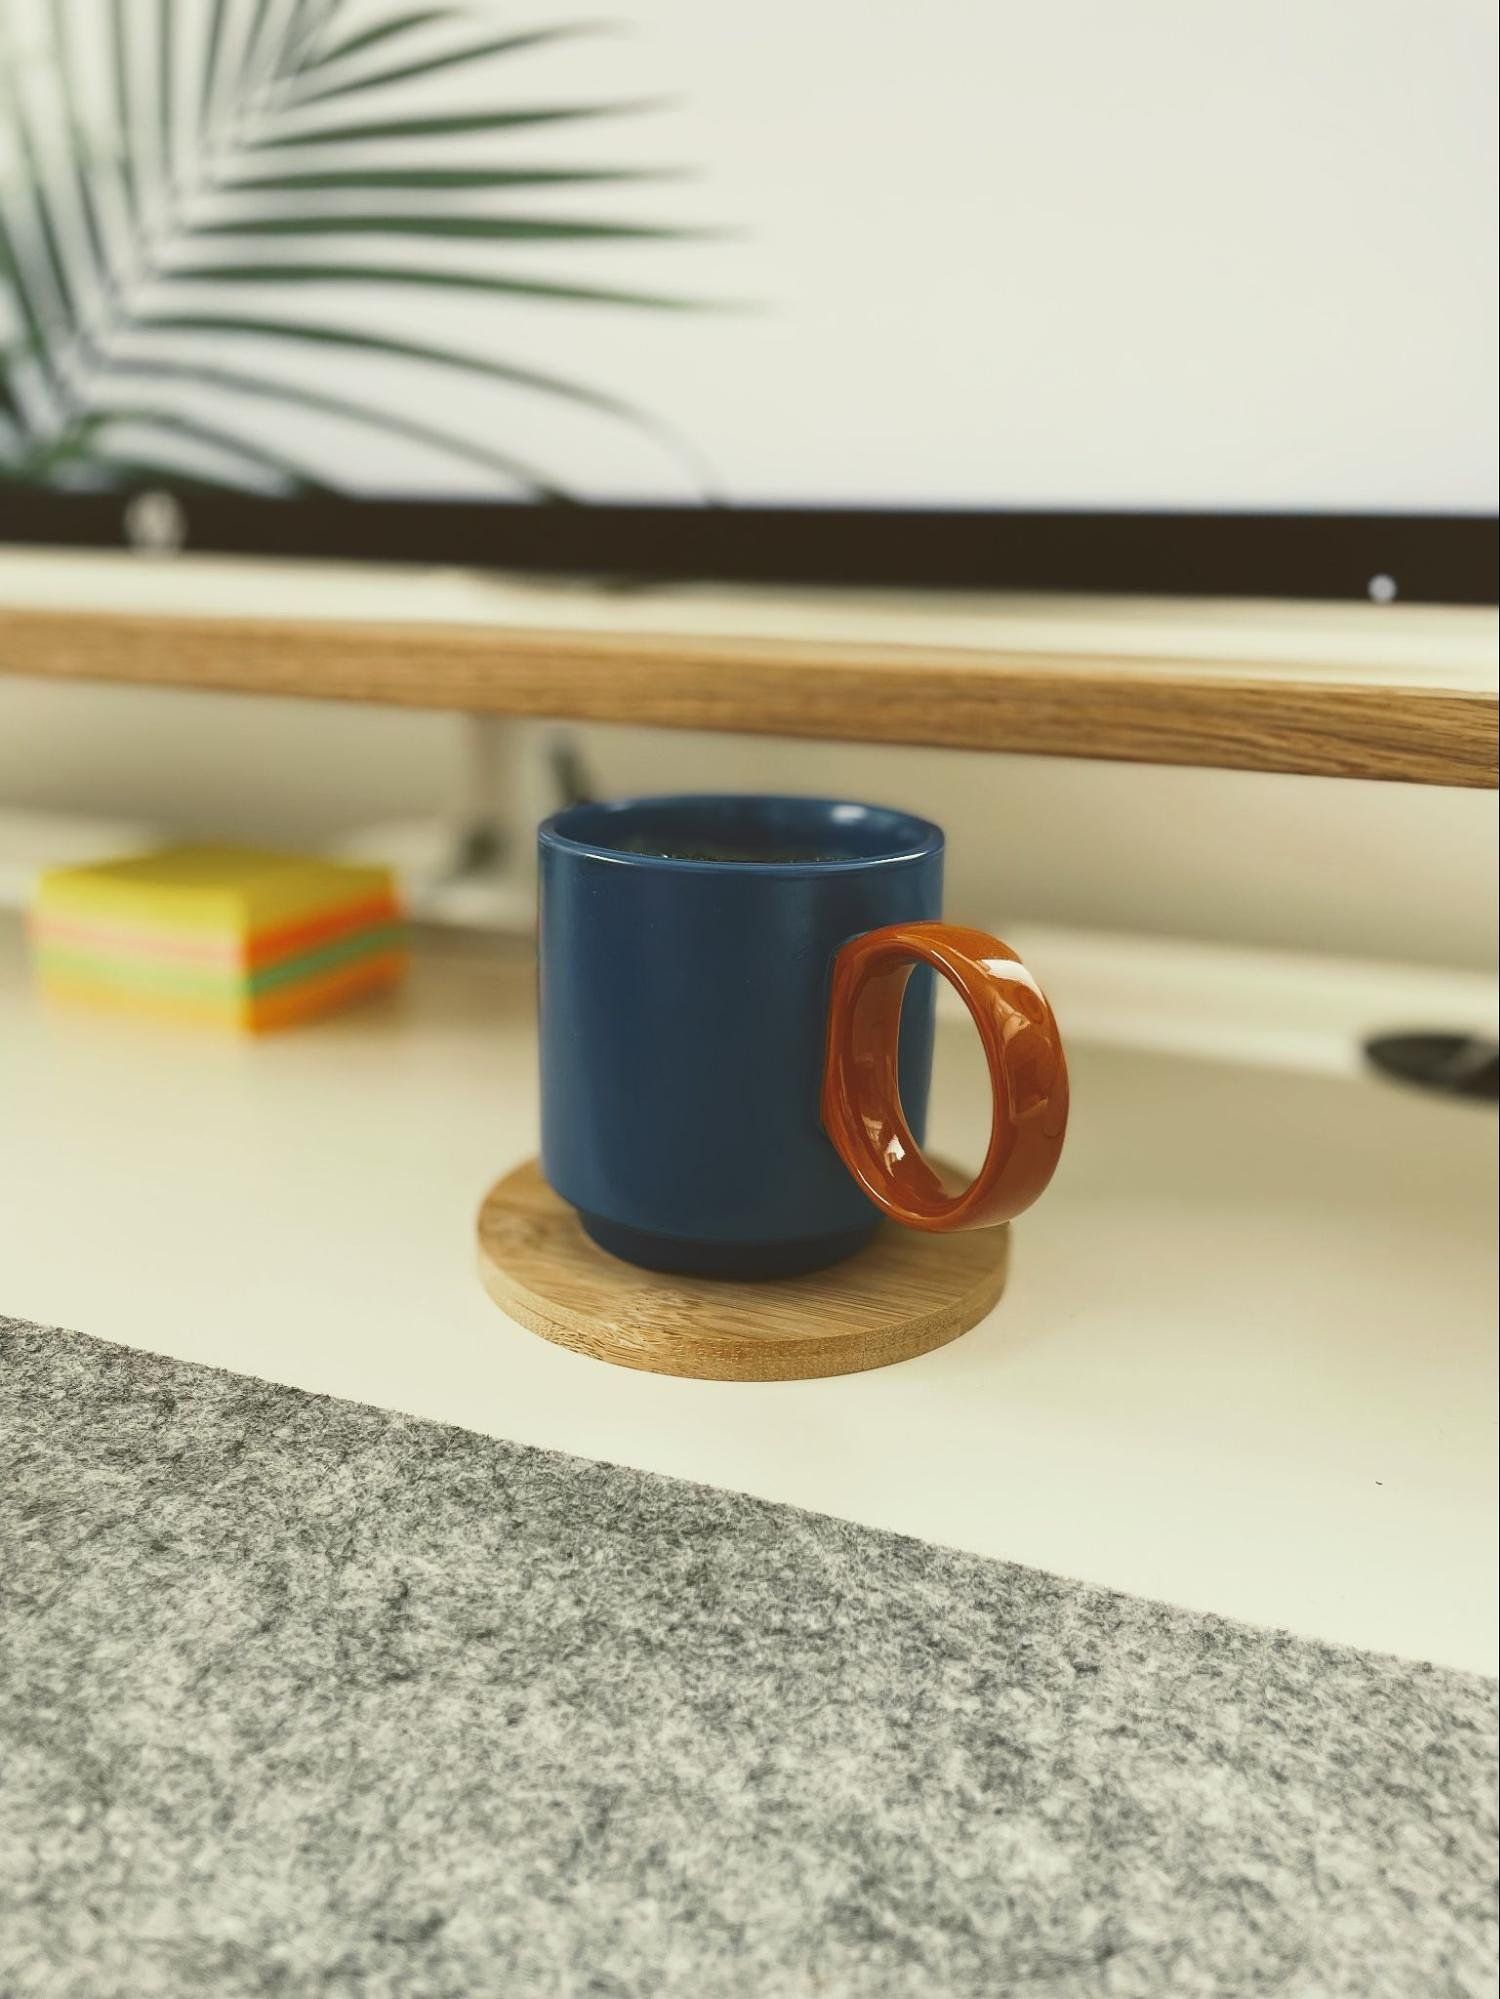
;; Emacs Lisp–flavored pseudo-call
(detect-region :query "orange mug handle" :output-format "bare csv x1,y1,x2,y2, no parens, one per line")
821,922,1068,1231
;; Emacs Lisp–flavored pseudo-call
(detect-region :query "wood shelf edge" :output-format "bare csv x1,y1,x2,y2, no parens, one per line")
1,604,1495,787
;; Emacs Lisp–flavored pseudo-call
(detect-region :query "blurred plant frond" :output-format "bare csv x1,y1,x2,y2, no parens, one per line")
0,0,712,497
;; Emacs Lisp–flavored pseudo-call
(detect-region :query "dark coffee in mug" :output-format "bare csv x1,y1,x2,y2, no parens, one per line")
611,835,841,864
538,794,1067,1278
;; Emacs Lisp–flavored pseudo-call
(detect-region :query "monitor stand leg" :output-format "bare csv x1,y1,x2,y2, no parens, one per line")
332,716,580,936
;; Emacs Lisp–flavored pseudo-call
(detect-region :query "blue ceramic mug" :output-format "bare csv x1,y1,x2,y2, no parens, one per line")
538,794,1068,1278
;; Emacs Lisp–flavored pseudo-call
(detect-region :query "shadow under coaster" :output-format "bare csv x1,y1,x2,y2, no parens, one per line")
474,1157,1011,1381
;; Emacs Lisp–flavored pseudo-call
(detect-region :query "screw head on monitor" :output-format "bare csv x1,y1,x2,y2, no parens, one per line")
123,489,187,555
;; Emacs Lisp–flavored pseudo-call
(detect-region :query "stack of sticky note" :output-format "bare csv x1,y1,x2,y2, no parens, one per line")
31,845,405,1032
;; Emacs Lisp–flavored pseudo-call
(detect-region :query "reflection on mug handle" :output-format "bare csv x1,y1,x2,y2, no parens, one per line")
822,922,1069,1232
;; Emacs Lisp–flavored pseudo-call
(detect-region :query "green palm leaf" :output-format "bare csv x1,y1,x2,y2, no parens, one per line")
0,0,717,498
108,0,136,212
221,167,673,192
165,259,710,311
87,355,574,498
281,24,608,107
141,309,689,438
52,0,112,283
249,101,665,148
198,0,232,137
301,10,454,71
27,407,340,492
194,214,698,241
0,200,59,407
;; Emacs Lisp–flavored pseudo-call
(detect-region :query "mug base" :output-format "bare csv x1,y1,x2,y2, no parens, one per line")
578,1211,877,1280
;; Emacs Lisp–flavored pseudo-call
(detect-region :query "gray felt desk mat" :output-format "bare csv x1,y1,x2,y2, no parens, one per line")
1,1318,1495,1999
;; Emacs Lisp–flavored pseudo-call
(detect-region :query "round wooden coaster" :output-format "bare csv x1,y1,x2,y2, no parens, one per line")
475,1157,1010,1382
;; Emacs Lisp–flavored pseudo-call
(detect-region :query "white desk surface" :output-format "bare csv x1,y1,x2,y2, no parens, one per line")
2,915,1495,1675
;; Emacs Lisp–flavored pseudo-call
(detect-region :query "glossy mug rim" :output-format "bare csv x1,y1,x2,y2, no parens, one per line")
538,793,945,876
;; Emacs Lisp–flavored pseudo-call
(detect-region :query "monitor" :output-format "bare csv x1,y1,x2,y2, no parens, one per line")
1,0,1495,597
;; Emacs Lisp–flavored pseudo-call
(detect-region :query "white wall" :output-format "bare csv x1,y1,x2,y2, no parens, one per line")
1,675,1494,970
